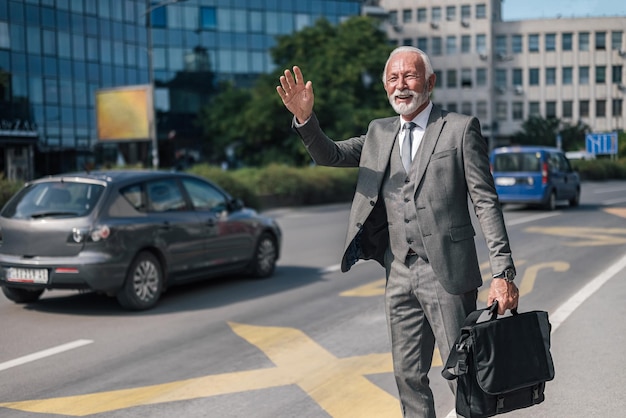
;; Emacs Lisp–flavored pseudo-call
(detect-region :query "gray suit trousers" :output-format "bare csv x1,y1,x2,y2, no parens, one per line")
385,250,477,418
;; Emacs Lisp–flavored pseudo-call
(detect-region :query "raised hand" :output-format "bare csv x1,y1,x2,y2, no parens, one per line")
276,66,314,124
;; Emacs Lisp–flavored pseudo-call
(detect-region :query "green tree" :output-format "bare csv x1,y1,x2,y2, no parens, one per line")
510,116,590,151
197,16,393,166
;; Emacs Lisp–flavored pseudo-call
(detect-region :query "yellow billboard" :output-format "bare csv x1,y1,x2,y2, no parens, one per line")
96,85,153,141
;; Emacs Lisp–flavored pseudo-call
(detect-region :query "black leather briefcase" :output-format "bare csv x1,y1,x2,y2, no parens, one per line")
442,302,555,418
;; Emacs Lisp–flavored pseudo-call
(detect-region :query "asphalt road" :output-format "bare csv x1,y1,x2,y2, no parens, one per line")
1,180,626,418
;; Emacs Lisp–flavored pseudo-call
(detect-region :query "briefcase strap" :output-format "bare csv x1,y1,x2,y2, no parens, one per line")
442,302,516,381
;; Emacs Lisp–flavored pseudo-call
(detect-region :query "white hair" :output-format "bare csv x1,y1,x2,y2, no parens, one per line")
381,46,434,84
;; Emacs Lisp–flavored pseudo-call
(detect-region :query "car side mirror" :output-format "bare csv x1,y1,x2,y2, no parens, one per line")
229,198,244,212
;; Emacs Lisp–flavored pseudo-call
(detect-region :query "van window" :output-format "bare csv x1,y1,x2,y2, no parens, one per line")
493,152,541,172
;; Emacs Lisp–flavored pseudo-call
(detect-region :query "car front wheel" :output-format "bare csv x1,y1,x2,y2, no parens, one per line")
543,191,557,211
117,252,163,310
2,286,44,303
247,233,278,278
569,189,580,207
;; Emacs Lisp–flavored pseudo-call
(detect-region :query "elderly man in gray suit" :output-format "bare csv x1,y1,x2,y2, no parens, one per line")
277,46,519,417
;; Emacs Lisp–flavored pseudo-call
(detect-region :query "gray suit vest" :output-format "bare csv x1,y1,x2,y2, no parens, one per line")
382,135,428,262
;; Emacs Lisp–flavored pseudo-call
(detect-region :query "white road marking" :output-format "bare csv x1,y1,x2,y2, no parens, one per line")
445,253,626,418
0,339,93,372
603,197,626,205
506,212,561,226
321,264,342,274
592,186,626,194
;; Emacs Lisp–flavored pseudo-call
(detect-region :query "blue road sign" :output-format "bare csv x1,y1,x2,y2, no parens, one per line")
586,132,618,155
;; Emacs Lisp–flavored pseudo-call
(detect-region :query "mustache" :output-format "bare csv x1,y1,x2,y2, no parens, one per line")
391,89,418,99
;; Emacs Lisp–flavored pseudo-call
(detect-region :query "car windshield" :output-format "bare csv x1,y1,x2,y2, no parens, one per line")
1,181,105,219
493,152,541,172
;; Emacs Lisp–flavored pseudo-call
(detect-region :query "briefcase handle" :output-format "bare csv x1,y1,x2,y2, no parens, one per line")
487,300,519,320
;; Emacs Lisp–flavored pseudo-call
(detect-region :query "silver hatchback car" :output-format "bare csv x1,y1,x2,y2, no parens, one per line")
0,170,281,310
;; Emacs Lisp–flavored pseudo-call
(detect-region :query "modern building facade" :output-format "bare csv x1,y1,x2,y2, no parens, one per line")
0,0,362,180
380,0,626,146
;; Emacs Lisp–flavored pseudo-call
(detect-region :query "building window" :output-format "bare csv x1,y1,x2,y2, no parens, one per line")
434,70,443,85
512,35,523,53
402,9,412,23
613,99,623,117
417,8,427,22
495,35,507,55
512,102,524,120
200,7,217,30
461,68,472,87
476,101,488,121
447,102,458,112
545,34,556,51
562,101,573,118
402,38,412,46
446,6,456,20
513,68,523,86
417,37,428,52
528,34,539,52
529,68,540,86
580,100,589,117
432,7,442,22
546,68,556,85
579,66,589,84
562,33,573,51
579,32,589,51
529,101,540,116
495,69,507,90
612,31,623,50
461,5,471,19
389,10,398,25
596,100,606,117
563,67,573,84
476,34,486,53
461,101,472,115
496,101,507,120
612,65,623,83
476,4,486,19
432,37,442,55
0,22,9,49
596,66,606,83
595,31,606,50
546,101,557,118
447,69,457,88
446,36,457,54
476,68,487,86
461,35,471,53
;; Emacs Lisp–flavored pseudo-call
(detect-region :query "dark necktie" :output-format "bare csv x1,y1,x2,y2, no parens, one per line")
402,122,416,172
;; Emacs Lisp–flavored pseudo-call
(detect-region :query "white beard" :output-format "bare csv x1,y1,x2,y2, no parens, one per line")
388,88,429,116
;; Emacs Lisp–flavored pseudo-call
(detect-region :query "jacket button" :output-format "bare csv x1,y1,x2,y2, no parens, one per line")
405,219,410,223
407,239,413,244
404,198,410,202
356,223,363,228
370,200,375,206
404,177,410,183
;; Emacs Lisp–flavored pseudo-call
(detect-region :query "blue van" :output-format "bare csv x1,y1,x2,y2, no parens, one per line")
490,146,581,210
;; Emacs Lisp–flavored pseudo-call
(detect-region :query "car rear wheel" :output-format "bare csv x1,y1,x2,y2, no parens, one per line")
2,286,44,303
247,233,278,278
569,189,580,207
116,252,163,310
543,191,557,211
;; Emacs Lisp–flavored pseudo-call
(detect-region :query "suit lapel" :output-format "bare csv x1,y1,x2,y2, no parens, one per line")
376,118,400,174
413,104,446,192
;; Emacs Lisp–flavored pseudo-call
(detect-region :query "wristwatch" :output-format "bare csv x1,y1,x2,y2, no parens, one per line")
493,268,516,282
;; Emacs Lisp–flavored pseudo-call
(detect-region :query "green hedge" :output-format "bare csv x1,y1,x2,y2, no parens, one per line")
570,158,626,181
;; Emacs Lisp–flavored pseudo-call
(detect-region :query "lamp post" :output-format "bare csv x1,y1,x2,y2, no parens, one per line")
145,0,188,169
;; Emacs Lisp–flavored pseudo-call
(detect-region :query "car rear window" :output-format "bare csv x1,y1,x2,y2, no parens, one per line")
493,152,542,172
1,182,105,219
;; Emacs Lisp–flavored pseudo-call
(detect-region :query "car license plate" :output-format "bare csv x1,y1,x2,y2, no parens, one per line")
6,268,48,284
495,177,516,186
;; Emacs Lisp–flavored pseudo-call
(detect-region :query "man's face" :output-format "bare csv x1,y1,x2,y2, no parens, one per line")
384,52,434,119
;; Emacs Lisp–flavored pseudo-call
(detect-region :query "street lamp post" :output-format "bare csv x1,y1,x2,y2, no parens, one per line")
145,0,188,169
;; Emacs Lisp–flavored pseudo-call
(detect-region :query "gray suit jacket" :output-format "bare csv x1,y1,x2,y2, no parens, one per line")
294,104,514,295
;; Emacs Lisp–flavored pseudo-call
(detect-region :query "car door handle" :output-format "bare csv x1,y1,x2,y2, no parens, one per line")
206,218,216,227
159,222,171,230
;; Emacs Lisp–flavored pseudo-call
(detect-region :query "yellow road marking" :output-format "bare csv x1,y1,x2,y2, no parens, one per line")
605,207,626,219
525,226,626,246
0,323,400,417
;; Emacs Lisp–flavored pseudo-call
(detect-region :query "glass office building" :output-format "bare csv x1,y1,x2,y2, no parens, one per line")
0,0,362,180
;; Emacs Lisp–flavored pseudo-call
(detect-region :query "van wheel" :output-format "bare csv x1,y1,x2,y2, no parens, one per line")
247,233,278,278
116,252,163,310
569,189,580,207
2,286,44,303
543,191,557,211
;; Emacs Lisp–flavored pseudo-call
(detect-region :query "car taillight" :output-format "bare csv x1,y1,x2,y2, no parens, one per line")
541,162,549,185
71,225,111,243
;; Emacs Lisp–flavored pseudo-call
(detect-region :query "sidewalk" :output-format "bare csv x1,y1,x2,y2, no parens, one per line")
507,254,626,417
